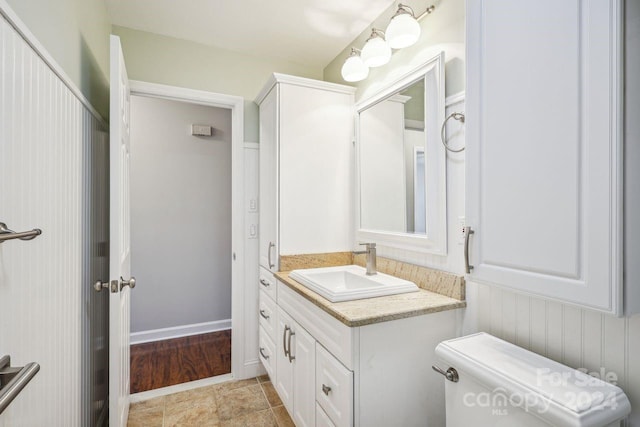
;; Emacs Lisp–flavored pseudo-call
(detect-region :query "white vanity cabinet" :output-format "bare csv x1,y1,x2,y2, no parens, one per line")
465,0,624,314
268,278,460,427
256,74,355,273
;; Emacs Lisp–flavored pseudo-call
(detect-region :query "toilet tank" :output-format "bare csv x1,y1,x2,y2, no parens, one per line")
435,333,631,427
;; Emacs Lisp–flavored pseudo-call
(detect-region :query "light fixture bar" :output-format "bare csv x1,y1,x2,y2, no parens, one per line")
416,5,436,21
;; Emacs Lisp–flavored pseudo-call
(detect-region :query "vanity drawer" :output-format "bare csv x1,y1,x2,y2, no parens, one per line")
259,290,277,340
316,344,353,427
316,403,336,427
259,267,276,300
258,325,276,381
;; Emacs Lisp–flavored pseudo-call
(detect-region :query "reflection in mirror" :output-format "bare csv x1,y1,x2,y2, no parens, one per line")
356,52,446,254
359,78,427,235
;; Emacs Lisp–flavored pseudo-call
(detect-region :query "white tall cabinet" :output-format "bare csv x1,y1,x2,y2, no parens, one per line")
256,74,356,425
465,0,624,314
256,74,356,273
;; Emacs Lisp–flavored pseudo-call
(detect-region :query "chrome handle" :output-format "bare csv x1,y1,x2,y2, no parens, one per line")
0,222,42,243
259,278,271,288
259,309,270,320
0,355,40,415
259,347,269,360
268,242,275,269
464,226,475,274
120,276,136,291
322,384,332,396
432,365,459,382
287,330,295,362
283,326,290,357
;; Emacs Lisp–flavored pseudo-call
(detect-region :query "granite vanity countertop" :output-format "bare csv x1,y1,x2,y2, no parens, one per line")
275,271,466,327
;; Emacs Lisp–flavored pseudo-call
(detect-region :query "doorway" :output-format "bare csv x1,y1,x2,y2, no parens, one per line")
126,81,247,394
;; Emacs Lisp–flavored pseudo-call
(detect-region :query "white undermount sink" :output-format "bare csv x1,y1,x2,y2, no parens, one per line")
289,265,419,302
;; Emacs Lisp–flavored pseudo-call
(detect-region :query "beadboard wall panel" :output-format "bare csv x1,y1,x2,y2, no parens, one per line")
0,11,108,427
475,283,640,426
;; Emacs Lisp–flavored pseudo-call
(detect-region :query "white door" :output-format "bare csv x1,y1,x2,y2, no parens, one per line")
109,34,134,427
258,86,278,272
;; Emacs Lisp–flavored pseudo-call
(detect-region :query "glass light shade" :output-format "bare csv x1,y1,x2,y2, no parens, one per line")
361,36,391,68
386,13,421,49
341,55,369,82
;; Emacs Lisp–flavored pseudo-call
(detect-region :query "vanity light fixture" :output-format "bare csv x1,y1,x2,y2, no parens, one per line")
361,28,392,68
386,3,434,48
341,48,369,82
340,4,436,82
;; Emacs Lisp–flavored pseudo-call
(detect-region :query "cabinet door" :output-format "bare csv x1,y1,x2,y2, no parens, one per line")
292,323,316,427
275,307,294,413
466,0,622,314
259,86,278,272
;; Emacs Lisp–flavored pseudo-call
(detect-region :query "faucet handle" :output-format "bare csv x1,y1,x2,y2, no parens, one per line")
359,242,376,249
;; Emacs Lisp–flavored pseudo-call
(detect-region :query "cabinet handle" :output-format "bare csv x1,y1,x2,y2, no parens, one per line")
268,242,275,269
464,226,475,274
287,330,296,362
322,384,332,396
259,309,270,320
259,347,269,360
283,326,290,358
259,278,271,288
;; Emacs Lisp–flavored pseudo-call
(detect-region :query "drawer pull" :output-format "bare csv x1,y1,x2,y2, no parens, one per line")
322,384,332,396
259,309,270,320
259,347,269,360
259,278,271,288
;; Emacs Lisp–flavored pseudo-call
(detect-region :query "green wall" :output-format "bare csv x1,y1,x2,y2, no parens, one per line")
112,26,324,142
323,0,465,101
5,0,111,119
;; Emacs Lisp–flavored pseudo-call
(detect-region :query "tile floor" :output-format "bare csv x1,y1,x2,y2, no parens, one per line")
127,375,295,427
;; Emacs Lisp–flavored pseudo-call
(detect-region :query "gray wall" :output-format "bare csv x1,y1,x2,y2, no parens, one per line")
130,95,232,332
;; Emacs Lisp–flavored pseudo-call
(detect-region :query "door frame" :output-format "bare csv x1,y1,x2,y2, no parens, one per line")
128,80,248,379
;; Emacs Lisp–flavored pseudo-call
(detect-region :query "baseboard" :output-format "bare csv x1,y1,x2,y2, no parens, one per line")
130,373,234,402
240,359,266,380
130,319,231,345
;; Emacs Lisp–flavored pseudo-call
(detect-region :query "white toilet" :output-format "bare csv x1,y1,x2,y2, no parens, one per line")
435,333,631,427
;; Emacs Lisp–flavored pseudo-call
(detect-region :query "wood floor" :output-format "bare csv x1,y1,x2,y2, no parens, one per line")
130,330,232,393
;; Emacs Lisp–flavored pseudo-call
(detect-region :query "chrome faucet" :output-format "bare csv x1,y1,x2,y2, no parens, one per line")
354,242,377,275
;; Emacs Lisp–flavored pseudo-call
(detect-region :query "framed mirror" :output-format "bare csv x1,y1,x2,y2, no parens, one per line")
355,52,446,254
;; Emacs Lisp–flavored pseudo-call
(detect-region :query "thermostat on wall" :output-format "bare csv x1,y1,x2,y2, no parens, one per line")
191,124,214,136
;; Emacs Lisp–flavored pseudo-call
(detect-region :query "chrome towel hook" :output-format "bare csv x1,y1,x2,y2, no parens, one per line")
0,222,42,243
440,112,466,152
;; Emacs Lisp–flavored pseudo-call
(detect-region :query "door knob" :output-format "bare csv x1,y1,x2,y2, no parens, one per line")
120,276,136,291
93,280,108,292
94,280,118,293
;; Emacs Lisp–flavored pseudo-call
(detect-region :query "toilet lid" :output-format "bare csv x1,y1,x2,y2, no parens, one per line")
435,333,631,427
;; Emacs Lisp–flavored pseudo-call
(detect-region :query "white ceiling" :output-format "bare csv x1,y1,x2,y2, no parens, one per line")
106,0,395,69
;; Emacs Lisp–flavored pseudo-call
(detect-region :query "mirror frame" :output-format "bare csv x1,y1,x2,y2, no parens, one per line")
355,52,447,254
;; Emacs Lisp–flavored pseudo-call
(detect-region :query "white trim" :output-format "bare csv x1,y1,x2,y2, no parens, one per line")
404,119,425,130
128,81,251,379
355,52,447,255
244,142,260,149
445,91,466,107
254,72,356,105
129,374,234,402
130,319,232,345
0,0,107,126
